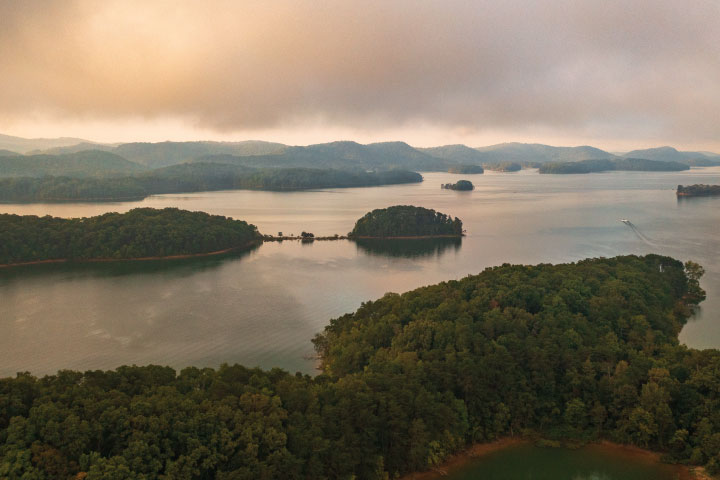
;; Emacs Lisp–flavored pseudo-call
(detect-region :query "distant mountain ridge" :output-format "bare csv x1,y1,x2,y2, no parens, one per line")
114,141,288,167
0,150,146,177
622,146,720,166
419,144,488,164
1,132,719,173
0,133,95,154
194,141,449,171
474,142,616,164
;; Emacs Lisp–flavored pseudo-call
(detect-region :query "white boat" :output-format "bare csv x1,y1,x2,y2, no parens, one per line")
620,219,630,224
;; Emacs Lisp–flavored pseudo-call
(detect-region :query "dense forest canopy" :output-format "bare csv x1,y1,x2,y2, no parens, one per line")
0,255,716,479
677,184,720,197
0,165,423,202
349,205,463,238
539,158,690,174
0,208,261,264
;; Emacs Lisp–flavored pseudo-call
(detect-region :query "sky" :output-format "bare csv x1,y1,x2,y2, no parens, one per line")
0,0,719,151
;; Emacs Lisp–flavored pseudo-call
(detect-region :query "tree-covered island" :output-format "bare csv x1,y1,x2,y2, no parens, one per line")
441,180,474,191
348,205,464,238
677,184,720,197
0,255,717,479
0,208,261,266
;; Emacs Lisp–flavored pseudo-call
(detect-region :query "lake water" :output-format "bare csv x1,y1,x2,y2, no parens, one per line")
444,444,681,480
1,168,719,377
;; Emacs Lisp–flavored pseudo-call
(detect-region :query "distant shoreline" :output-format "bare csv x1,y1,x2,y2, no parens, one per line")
263,235,349,241
350,234,464,240
262,234,464,241
0,239,261,269
399,438,705,480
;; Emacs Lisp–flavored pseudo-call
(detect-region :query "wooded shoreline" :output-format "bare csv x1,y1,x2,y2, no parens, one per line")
399,438,709,480
262,233,464,241
350,234,464,239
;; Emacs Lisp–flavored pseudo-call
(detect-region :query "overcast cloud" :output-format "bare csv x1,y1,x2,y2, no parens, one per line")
0,0,718,148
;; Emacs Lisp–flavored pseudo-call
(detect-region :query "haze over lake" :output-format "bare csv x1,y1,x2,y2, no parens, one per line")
1,168,718,377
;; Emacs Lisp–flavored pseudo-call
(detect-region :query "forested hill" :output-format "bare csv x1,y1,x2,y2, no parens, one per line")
196,141,449,171
0,150,146,177
0,165,423,202
0,208,261,265
350,205,463,237
624,146,720,166
0,256,716,479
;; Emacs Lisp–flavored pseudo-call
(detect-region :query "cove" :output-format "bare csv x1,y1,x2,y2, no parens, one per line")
441,443,685,480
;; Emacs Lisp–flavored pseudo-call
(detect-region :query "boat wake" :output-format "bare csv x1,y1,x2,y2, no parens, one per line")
621,219,659,247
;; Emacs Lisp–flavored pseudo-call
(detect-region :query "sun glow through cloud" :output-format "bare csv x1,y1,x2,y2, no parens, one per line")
1,0,719,151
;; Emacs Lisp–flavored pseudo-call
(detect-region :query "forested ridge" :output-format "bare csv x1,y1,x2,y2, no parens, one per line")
350,205,463,238
0,208,260,265
0,165,423,202
1,255,717,479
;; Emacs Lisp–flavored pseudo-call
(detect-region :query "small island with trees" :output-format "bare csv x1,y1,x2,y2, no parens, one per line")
677,184,720,197
448,164,484,174
0,207,262,266
441,179,475,191
348,205,464,238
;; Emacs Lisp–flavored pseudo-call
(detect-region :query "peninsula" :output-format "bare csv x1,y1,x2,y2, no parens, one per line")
0,255,715,479
0,208,261,266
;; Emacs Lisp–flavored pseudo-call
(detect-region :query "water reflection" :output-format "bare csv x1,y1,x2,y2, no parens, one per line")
353,237,462,258
677,195,720,206
0,245,260,283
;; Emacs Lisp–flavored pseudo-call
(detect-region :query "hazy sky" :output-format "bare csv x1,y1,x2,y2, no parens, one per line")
1,0,719,150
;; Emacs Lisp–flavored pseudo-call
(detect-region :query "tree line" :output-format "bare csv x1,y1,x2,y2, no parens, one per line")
1,255,716,478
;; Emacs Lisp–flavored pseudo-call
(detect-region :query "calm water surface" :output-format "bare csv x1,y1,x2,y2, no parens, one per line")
445,444,680,480
1,168,718,376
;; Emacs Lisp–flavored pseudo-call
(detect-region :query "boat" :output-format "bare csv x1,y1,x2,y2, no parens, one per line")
620,219,630,224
